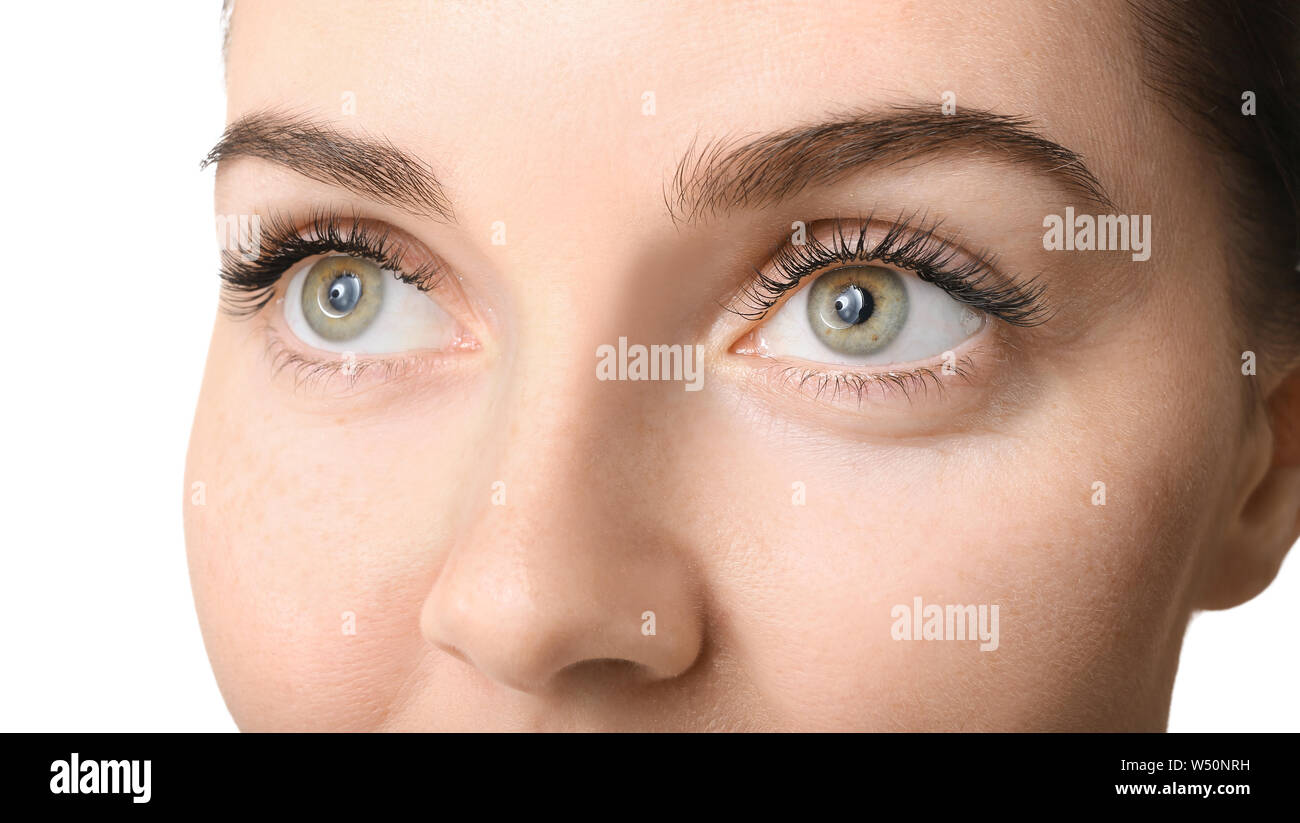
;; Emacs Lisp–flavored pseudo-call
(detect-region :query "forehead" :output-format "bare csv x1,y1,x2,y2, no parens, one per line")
225,0,1145,197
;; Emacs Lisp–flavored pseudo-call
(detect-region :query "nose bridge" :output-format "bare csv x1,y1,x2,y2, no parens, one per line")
462,220,696,516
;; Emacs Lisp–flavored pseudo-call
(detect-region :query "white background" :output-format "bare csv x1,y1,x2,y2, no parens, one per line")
0,2,1294,732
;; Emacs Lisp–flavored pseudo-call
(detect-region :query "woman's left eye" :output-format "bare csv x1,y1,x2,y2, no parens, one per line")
284,254,461,354
739,264,986,366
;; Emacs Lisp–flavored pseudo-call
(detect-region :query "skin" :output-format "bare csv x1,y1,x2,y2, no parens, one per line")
185,0,1300,731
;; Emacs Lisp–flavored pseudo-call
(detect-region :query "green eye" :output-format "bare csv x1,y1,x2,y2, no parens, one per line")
301,255,385,341
805,266,908,355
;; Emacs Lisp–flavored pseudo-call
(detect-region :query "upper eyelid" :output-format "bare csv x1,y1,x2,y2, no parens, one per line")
733,215,1051,327
217,210,444,317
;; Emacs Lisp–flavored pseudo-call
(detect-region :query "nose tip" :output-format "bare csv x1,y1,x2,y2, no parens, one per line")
420,558,702,694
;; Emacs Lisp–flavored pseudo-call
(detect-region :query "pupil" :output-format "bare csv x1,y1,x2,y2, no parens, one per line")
327,273,362,314
835,285,873,325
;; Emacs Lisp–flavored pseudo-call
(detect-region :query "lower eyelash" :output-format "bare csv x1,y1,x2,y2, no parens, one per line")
261,326,421,391
769,355,977,406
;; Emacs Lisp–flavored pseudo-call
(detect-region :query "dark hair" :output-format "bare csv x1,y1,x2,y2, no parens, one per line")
1130,0,1300,363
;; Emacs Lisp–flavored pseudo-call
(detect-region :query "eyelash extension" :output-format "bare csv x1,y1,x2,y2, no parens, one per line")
218,209,444,316
733,211,1051,326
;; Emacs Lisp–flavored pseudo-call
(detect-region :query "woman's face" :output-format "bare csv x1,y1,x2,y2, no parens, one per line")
185,0,1297,730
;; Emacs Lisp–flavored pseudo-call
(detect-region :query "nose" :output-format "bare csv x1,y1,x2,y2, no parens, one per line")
420,460,704,694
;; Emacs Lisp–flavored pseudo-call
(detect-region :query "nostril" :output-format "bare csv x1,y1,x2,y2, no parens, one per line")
556,657,657,686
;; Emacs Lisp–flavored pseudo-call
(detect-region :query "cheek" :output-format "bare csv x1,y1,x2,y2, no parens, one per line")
183,325,471,730
698,337,1236,730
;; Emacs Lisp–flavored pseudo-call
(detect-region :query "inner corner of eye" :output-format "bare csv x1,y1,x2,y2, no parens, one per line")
730,326,766,356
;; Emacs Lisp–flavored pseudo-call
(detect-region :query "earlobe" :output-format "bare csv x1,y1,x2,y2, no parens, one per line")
1198,368,1300,610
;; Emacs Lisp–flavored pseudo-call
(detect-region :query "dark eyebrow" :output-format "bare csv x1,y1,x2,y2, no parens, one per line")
200,110,454,222
667,104,1115,224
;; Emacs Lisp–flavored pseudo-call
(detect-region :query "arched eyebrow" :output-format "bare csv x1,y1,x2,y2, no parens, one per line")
203,106,1110,229
200,110,455,222
666,104,1116,225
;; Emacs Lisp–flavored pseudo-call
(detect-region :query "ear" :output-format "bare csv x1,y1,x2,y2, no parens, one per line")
1199,367,1300,610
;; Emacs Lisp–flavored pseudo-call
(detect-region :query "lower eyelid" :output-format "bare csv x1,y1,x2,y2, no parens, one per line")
256,298,476,398
719,316,1013,423
720,346,1011,438
260,324,419,390
250,331,484,426
767,354,977,399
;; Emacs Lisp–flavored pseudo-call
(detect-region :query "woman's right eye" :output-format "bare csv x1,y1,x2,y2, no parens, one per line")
283,254,465,354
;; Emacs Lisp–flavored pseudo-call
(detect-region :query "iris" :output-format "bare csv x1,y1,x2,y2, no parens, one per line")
806,266,908,355
302,255,385,341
